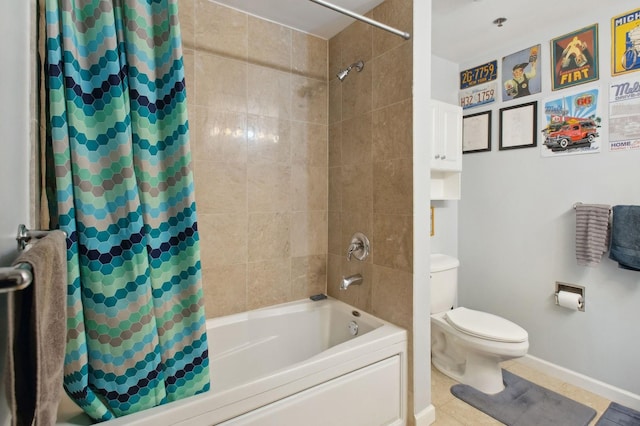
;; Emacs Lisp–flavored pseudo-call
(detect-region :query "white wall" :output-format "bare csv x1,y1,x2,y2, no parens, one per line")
457,2,640,396
0,0,32,424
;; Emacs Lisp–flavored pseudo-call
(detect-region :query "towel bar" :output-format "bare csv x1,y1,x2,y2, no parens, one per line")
0,263,33,293
16,224,65,250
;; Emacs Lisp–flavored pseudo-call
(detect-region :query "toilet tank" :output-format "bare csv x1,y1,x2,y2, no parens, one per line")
430,254,460,314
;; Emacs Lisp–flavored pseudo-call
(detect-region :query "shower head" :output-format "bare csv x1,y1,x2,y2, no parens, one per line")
337,60,364,81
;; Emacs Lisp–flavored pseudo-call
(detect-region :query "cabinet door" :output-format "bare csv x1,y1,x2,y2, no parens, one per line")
431,101,462,171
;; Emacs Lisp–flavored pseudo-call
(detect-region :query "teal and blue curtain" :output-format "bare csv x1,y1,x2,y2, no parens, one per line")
45,0,209,420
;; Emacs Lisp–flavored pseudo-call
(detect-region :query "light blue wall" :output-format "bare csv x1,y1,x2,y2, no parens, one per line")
457,2,640,395
0,1,32,424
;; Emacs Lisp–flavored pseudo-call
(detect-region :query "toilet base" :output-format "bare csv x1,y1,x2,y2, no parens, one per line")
431,312,528,395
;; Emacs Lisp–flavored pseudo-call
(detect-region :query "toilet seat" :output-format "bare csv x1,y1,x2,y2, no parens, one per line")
444,307,528,343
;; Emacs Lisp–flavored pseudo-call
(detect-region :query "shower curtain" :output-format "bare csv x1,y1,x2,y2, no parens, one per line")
45,0,209,420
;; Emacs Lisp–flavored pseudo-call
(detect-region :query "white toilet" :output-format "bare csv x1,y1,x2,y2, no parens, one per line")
430,254,529,394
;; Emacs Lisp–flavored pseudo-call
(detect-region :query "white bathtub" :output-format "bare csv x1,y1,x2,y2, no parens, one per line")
57,297,408,425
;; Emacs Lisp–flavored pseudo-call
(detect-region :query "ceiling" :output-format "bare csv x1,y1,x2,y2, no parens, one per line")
211,0,628,64
210,0,386,40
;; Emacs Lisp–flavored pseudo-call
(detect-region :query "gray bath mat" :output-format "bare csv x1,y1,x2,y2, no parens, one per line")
595,401,640,425
451,369,597,426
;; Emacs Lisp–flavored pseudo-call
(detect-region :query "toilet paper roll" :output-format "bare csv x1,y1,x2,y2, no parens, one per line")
557,290,583,310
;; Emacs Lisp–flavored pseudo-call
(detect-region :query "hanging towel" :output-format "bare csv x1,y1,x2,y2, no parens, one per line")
609,205,640,271
6,231,67,426
575,203,611,266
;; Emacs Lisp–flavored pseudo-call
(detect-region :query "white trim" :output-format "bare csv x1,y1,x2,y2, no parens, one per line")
414,404,436,426
521,355,640,411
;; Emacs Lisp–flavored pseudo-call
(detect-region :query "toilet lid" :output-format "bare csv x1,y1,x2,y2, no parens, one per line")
444,307,528,343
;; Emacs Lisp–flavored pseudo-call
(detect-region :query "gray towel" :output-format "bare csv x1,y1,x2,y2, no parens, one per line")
6,231,67,426
609,205,640,271
575,204,611,266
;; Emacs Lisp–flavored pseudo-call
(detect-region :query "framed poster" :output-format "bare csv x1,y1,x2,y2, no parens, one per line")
502,45,541,101
611,8,640,75
499,101,537,150
551,24,599,90
541,88,602,157
463,110,492,153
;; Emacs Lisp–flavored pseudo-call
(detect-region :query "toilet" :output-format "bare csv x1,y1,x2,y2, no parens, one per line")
430,254,529,394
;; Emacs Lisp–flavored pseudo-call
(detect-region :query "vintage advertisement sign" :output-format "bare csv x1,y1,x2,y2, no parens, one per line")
611,8,640,76
502,45,541,101
459,82,497,110
609,77,640,151
551,25,599,91
459,60,497,89
541,87,602,157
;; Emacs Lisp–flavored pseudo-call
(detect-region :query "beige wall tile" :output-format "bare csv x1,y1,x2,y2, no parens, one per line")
341,113,372,166
341,62,372,120
372,264,412,329
247,65,292,119
373,158,413,215
342,162,373,213
178,0,195,50
292,165,327,212
328,210,342,256
194,107,247,163
372,213,413,272
372,0,413,57
202,264,247,317
183,48,196,104
292,32,327,81
328,79,342,125
195,53,247,112
372,99,412,161
198,212,248,267
247,259,291,309
328,122,342,167
248,212,291,262
248,16,292,72
292,76,328,124
291,255,327,299
194,161,246,213
328,165,342,213
247,163,291,212
195,0,247,59
328,33,343,82
372,41,413,110
291,122,327,167
341,20,373,64
291,211,328,257
247,115,291,164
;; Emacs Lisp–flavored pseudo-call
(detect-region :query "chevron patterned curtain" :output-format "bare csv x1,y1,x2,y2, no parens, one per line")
45,0,209,420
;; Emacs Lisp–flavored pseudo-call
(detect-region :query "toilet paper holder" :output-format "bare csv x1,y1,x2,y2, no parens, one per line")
554,282,585,312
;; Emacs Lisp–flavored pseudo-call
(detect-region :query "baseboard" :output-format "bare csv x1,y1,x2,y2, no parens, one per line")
414,404,436,426
520,354,640,411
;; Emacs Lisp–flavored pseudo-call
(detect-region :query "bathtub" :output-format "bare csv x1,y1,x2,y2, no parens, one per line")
57,296,408,425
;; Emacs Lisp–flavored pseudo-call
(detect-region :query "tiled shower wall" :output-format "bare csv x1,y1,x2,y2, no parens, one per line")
179,0,413,345
327,0,414,418
178,0,329,317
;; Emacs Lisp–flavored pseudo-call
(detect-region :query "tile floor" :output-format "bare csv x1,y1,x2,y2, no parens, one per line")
431,360,612,425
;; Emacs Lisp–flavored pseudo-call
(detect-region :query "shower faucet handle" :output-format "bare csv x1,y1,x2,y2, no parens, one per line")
346,232,369,261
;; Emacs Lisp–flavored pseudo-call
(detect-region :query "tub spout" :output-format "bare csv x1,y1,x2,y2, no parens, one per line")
340,273,363,290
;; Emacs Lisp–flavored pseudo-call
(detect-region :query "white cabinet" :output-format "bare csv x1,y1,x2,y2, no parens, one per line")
430,100,462,171
430,100,462,200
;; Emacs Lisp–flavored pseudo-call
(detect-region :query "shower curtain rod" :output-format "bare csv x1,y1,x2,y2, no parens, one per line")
308,0,411,40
